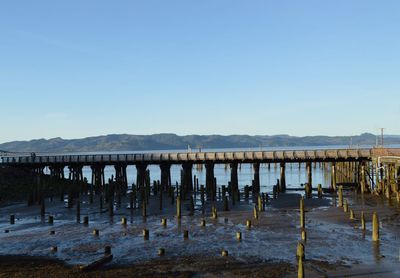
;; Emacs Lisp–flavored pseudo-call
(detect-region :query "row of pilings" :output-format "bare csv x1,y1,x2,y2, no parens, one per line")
28,159,400,211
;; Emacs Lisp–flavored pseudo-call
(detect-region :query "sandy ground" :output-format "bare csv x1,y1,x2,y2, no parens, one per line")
0,190,399,277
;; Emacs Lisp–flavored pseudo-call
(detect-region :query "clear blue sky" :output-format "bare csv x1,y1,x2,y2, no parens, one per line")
1,0,399,143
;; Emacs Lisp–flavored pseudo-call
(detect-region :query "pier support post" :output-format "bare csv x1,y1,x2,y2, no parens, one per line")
136,163,147,202
280,162,286,192
253,162,260,195
114,164,128,193
182,163,193,197
360,162,367,194
300,197,305,229
205,162,215,200
91,165,105,192
331,162,337,191
306,162,312,190
160,163,171,192
230,162,239,201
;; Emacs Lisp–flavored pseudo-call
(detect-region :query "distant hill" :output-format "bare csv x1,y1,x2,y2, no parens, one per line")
0,133,399,153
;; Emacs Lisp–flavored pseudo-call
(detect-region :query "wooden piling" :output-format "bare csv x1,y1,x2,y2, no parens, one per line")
258,195,263,212
212,205,218,219
301,229,307,242
338,186,343,207
246,219,252,229
104,246,112,255
76,200,81,223
223,196,229,211
361,211,366,230
121,217,127,225
9,215,15,225
296,241,305,259
349,209,355,220
83,216,89,225
343,199,349,213
300,197,305,229
253,206,258,220
317,184,323,198
298,256,304,278
41,198,46,217
372,212,379,241
177,195,181,219
143,229,149,240
236,231,242,241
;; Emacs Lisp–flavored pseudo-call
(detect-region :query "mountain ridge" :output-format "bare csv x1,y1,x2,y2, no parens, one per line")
1,133,399,153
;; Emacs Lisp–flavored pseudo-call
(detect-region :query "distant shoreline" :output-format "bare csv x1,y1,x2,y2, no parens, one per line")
1,133,399,153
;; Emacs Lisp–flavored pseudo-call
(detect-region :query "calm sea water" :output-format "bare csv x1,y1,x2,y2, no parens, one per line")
40,145,379,192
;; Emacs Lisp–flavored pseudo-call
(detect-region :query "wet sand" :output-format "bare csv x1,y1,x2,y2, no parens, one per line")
1,191,399,277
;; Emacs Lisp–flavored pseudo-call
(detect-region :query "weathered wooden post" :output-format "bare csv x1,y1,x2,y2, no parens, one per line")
296,241,305,259
298,256,304,278
253,206,258,220
158,248,165,256
280,162,286,192
76,200,81,223
361,211,366,231
183,230,189,240
129,191,134,210
83,216,89,225
317,184,323,198
159,189,163,211
200,185,205,212
246,219,252,229
338,186,343,207
177,195,181,219
121,217,127,225
262,193,266,211
372,212,379,241
245,185,250,199
349,209,355,220
142,200,147,218
190,195,194,215
48,215,54,224
273,185,277,199
343,199,349,213
305,183,312,199
223,196,229,211
40,198,46,217
161,218,167,227
331,162,337,191
301,229,307,242
104,245,112,256
143,229,149,240
300,197,305,229
258,194,263,212
236,231,242,241
9,215,15,225
212,205,218,219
